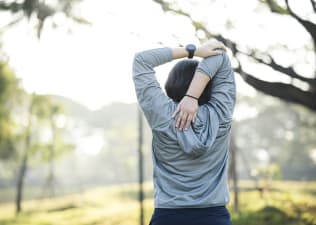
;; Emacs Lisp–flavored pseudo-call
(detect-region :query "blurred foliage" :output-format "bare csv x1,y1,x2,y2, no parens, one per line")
0,60,22,160
0,181,315,225
235,93,316,180
0,56,75,213
23,94,74,164
54,98,153,185
261,0,290,14
0,0,89,37
3,92,75,165
0,0,85,213
255,163,281,180
0,94,313,195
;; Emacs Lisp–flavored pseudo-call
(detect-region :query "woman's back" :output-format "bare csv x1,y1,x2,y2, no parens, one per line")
152,103,232,208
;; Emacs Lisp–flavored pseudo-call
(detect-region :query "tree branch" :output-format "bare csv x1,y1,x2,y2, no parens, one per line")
264,0,289,14
310,0,316,13
240,51,316,86
0,0,86,38
262,0,316,54
0,2,21,12
285,0,316,49
0,15,24,31
236,64,316,111
197,22,316,87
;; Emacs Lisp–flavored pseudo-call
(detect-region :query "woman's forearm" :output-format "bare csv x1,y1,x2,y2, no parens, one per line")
171,47,212,99
185,71,211,99
171,47,189,59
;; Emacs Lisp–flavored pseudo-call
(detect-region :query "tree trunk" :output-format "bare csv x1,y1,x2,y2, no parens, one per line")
230,131,239,212
48,148,55,197
47,119,56,197
138,108,144,225
15,140,29,214
41,157,55,198
41,119,57,198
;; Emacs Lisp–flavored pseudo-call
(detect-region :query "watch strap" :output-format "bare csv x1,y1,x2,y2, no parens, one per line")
185,44,196,59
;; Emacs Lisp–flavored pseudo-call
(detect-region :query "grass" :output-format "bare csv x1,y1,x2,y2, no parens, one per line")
0,181,315,225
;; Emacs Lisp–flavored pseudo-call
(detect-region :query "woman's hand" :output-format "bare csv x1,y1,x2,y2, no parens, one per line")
172,39,226,131
172,96,198,131
195,39,226,58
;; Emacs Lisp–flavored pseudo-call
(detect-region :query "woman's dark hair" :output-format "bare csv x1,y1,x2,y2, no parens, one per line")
165,59,212,105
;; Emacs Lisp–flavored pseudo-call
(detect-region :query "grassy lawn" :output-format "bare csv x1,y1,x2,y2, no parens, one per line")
0,181,315,225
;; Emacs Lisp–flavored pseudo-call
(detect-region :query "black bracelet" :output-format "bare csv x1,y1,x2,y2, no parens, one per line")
185,94,199,100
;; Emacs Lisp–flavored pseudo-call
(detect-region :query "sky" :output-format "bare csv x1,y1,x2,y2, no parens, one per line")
0,0,313,110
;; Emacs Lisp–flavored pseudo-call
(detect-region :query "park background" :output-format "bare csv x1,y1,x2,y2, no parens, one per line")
0,0,316,224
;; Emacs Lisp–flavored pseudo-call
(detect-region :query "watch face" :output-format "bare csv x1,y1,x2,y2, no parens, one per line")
186,44,196,51
186,44,196,58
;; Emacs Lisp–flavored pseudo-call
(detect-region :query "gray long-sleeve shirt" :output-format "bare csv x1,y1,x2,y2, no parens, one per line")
132,48,236,208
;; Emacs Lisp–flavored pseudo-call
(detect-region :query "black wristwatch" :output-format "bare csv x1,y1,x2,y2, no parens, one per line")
185,44,196,59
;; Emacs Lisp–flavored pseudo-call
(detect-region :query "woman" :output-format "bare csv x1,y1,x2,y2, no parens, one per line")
132,39,236,225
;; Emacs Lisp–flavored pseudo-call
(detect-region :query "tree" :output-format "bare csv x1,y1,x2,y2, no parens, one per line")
0,0,85,162
0,0,84,212
15,93,51,213
15,93,74,213
152,0,316,111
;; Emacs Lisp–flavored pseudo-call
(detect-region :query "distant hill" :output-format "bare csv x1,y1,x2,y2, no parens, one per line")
50,95,92,119
50,95,138,129
91,102,138,129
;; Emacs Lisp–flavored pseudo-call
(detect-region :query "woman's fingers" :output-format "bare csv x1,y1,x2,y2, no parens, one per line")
172,105,180,118
176,110,184,128
173,97,198,131
176,111,196,131
184,115,193,130
220,43,227,51
212,49,224,56
193,112,197,123
210,41,226,52
178,112,188,131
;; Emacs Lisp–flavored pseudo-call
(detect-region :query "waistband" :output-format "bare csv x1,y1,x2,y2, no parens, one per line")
154,206,227,213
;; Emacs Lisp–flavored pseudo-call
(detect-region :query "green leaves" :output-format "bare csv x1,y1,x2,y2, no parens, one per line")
0,0,87,38
262,0,289,15
0,62,21,160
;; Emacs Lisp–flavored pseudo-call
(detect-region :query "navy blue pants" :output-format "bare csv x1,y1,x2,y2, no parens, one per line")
149,206,232,225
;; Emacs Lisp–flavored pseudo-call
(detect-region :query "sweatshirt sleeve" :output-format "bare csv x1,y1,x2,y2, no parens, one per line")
196,54,236,124
195,54,224,79
132,48,175,130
